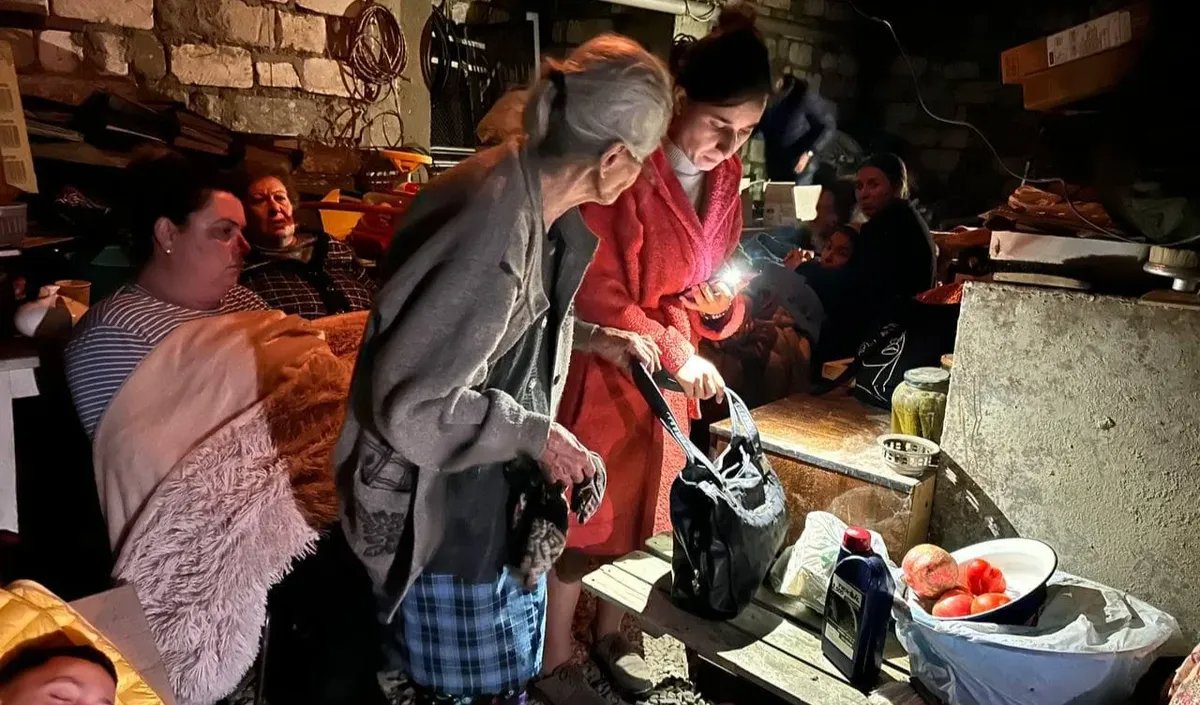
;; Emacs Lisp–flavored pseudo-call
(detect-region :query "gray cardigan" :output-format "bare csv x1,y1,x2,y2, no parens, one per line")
335,141,598,619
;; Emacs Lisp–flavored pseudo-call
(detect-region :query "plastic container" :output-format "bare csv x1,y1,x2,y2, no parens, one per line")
821,526,896,689
878,434,940,477
890,367,950,442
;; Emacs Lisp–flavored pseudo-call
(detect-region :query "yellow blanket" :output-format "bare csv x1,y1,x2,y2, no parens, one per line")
0,580,163,705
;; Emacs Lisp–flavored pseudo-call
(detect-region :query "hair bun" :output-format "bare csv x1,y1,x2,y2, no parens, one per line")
716,4,758,33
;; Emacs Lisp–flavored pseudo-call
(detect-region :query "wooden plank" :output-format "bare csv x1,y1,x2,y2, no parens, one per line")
645,534,911,673
583,561,872,705
614,551,908,684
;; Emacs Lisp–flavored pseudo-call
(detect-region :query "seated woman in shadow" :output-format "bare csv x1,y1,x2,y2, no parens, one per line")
64,151,385,705
811,153,935,366
238,166,377,319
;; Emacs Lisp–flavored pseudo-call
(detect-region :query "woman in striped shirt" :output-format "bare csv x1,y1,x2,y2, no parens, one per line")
65,151,267,438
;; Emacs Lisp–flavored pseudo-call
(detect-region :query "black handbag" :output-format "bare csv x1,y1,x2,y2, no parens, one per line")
631,363,789,620
813,298,960,409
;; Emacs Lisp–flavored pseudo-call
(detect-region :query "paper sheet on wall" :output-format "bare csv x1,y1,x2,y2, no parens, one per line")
0,41,38,194
793,184,821,222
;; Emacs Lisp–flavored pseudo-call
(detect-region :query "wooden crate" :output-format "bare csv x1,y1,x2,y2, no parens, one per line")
710,391,935,559
1000,2,1150,84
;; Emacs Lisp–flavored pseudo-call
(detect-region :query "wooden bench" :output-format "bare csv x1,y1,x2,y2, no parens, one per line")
584,533,912,705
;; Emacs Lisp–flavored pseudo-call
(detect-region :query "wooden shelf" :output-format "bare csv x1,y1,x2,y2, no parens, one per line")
31,141,131,169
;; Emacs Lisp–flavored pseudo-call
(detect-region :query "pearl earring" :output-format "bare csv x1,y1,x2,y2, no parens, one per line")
166,248,172,254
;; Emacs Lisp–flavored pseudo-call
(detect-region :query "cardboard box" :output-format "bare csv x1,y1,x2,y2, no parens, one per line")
1021,43,1140,110
0,41,37,194
1001,3,1150,84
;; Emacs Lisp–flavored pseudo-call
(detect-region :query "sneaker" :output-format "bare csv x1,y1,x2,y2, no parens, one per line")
529,665,610,705
591,634,654,697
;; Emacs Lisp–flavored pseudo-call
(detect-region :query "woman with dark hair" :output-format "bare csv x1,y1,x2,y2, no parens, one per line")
542,6,772,700
65,150,267,439
237,165,377,319
852,153,935,307
813,153,935,364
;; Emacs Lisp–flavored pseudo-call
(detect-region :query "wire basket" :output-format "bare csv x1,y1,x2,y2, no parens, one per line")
878,434,940,477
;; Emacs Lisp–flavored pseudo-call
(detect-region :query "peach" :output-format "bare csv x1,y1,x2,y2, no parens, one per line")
902,543,961,599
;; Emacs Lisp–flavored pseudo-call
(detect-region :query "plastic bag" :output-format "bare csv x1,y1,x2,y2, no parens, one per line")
895,572,1184,705
768,511,893,613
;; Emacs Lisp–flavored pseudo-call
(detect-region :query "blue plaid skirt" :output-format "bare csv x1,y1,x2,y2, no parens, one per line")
395,567,547,697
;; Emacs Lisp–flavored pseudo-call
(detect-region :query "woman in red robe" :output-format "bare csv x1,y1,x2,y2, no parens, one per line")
536,7,774,702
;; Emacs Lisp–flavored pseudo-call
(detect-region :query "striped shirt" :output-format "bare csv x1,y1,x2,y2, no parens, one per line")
65,284,268,438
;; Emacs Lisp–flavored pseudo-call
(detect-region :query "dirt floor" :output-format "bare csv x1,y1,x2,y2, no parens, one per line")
232,592,716,705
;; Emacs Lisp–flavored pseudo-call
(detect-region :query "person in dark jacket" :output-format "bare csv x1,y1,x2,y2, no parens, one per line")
811,154,934,364
853,153,935,302
238,166,377,319
757,74,838,184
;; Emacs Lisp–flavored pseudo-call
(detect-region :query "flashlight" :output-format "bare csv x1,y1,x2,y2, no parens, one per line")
719,265,745,289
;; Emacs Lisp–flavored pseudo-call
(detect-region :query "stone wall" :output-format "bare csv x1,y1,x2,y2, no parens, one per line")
7,0,431,146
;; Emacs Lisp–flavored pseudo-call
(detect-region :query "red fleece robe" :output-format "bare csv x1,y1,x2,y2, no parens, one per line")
559,146,746,557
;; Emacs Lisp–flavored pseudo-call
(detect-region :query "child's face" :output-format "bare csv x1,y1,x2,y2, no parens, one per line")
820,231,854,270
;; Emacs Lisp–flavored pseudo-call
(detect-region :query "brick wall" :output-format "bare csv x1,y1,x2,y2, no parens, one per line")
7,0,432,146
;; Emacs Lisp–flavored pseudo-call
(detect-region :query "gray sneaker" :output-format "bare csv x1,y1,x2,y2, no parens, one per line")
529,665,610,705
592,634,654,697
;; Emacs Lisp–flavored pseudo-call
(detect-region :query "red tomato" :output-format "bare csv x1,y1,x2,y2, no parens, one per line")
931,589,974,618
970,592,1013,614
962,558,1007,595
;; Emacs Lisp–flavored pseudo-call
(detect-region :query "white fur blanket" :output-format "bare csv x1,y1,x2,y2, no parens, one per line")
99,311,362,705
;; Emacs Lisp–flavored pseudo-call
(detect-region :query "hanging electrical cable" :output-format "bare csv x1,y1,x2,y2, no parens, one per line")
321,0,410,148
847,0,1195,246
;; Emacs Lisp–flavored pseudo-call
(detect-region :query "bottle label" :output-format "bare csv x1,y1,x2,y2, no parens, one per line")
824,574,863,660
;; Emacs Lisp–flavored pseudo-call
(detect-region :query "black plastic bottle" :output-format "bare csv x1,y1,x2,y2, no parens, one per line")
820,526,896,689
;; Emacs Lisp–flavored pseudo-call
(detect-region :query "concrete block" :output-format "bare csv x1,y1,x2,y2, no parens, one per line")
936,283,1200,641
37,30,82,74
171,44,253,88
85,31,128,76
280,12,327,53
225,94,320,135
296,0,356,16
789,42,812,69
52,0,153,29
129,32,166,80
302,56,350,97
256,60,301,88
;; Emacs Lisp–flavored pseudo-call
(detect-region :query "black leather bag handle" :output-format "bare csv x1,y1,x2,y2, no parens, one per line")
630,362,714,471
724,389,761,453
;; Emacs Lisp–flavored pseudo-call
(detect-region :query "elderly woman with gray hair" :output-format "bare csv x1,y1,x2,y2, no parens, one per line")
335,34,672,705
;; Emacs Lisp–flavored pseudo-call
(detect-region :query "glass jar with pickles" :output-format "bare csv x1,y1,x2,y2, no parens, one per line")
891,367,950,443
